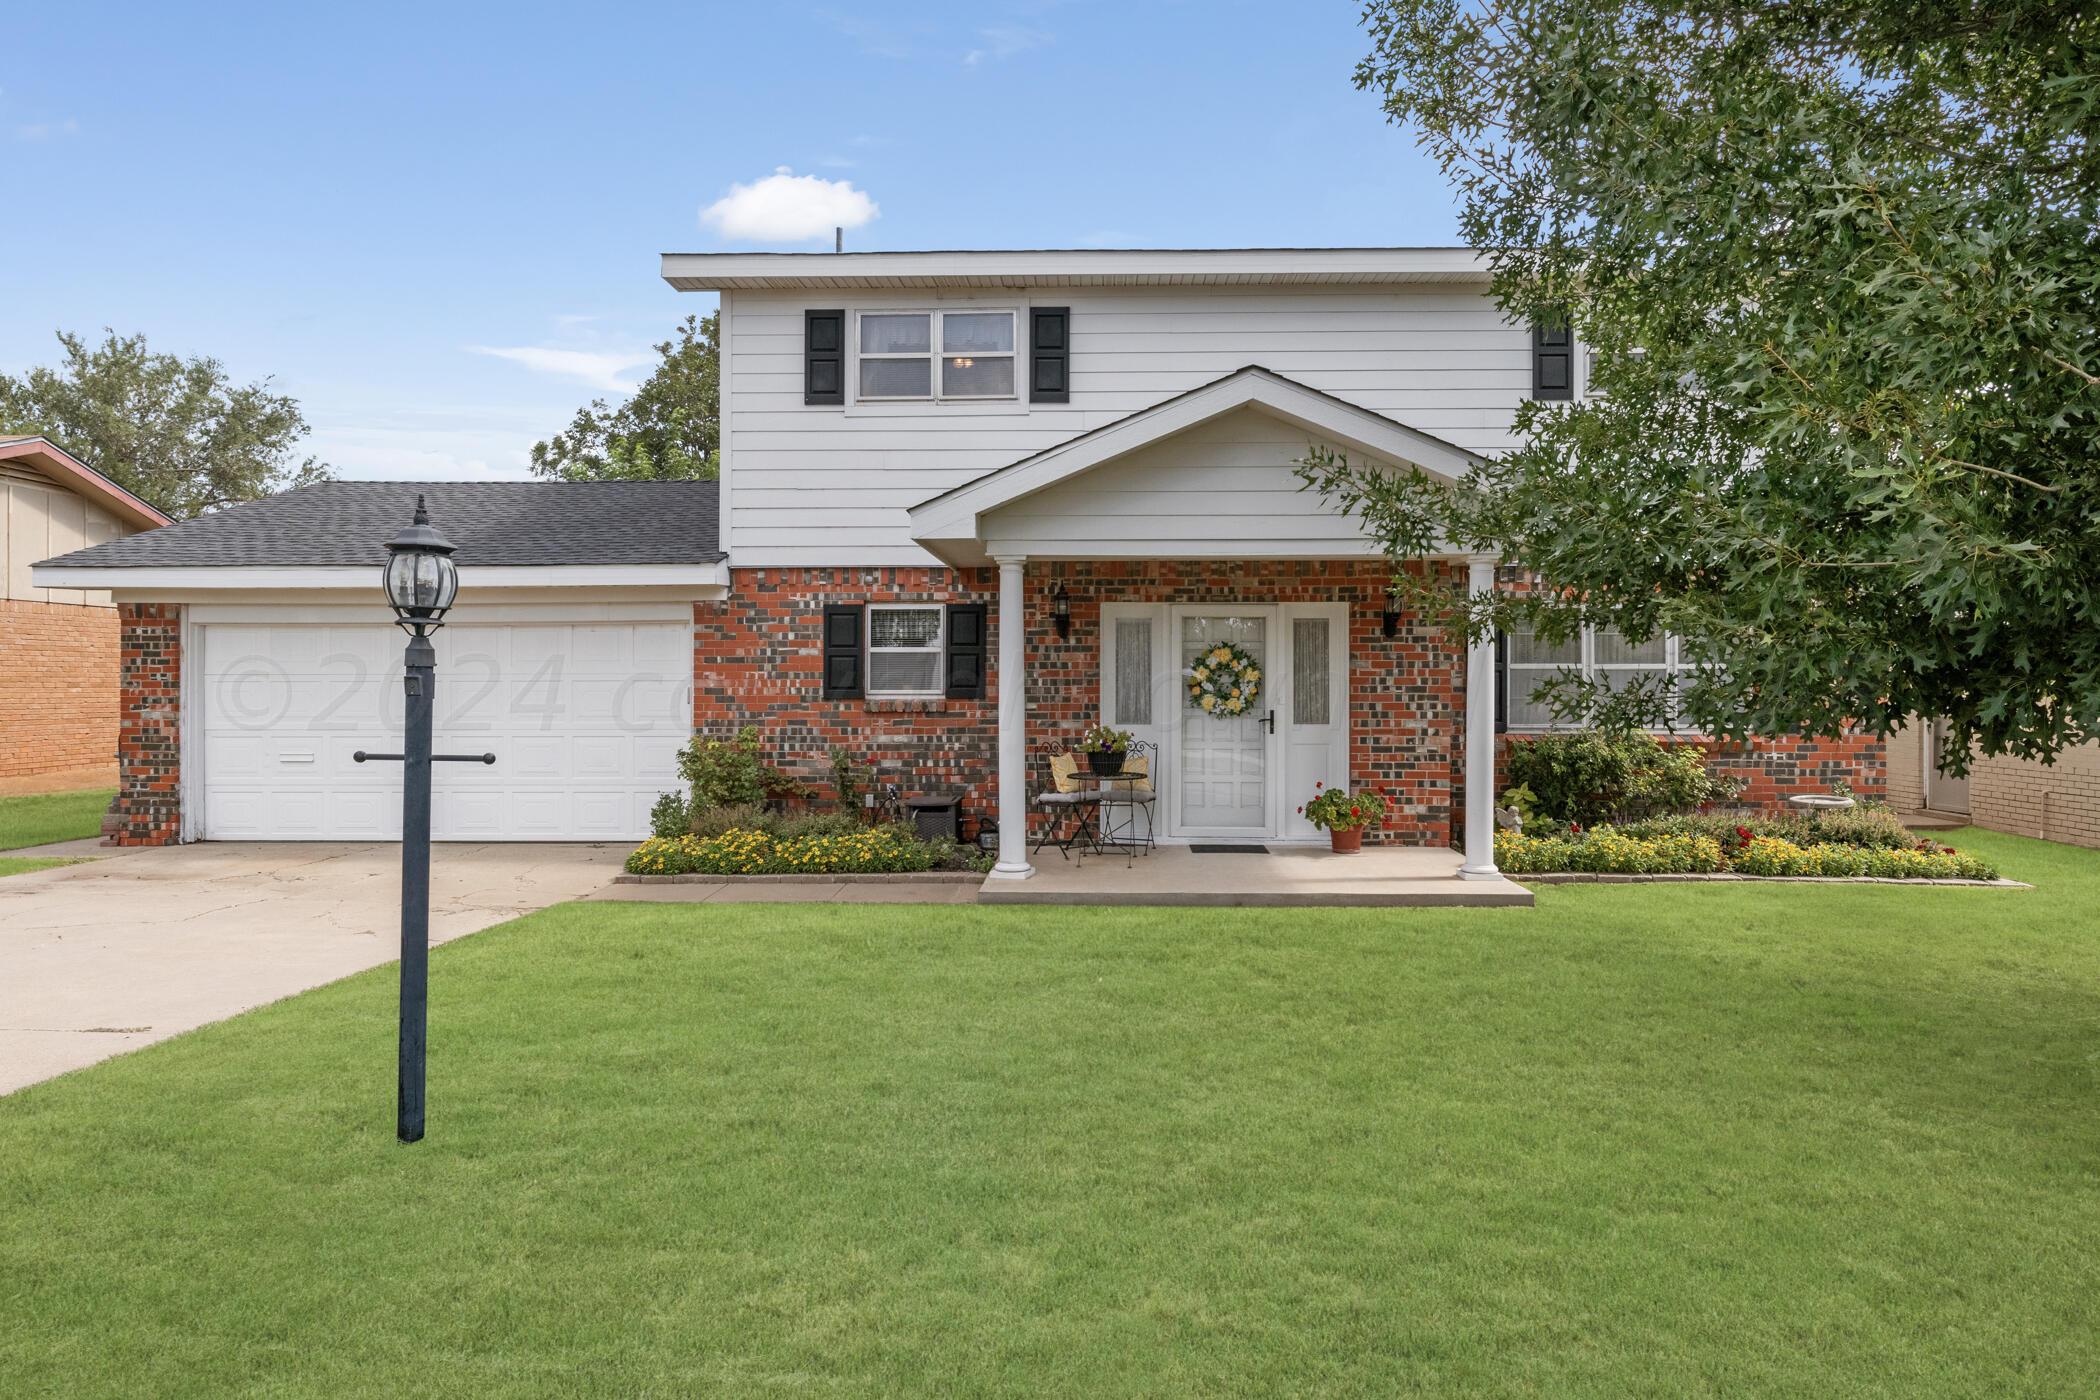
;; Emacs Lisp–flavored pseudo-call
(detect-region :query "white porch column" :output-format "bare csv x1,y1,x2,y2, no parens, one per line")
989,555,1035,880
1457,555,1501,880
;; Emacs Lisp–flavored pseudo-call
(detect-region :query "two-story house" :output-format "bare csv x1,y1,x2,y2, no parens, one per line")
36,248,1884,873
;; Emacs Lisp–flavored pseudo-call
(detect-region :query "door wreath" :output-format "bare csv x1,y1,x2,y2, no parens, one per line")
1187,643,1262,716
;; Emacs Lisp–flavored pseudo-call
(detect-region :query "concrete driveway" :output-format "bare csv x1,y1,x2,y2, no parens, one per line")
0,842,625,1094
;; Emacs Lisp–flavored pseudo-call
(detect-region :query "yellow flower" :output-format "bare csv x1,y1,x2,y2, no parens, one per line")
1200,694,1217,710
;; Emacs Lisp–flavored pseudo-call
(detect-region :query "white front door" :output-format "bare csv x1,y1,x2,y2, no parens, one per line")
1172,609,1277,837
1100,600,1352,842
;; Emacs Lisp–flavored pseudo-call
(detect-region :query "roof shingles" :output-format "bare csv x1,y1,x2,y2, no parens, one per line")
36,480,722,569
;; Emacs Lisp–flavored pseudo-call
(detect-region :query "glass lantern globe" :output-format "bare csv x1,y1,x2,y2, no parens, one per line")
382,495,459,628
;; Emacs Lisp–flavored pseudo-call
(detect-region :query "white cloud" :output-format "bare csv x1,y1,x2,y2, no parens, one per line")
12,118,79,143
964,26,1051,65
700,166,879,243
467,345,651,393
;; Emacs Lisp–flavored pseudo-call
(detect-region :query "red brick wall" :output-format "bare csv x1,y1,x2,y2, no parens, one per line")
113,603,182,845
0,599,120,781
695,560,1465,845
699,562,1886,851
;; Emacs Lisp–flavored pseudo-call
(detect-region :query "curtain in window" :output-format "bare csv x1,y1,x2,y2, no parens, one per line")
1292,617,1330,725
1114,617,1153,727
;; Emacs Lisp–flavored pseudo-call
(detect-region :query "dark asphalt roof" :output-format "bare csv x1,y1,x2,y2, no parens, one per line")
36,479,723,569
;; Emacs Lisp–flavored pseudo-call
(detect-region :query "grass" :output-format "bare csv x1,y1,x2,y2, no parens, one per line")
0,856,76,879
3,828,2096,1397
0,786,113,852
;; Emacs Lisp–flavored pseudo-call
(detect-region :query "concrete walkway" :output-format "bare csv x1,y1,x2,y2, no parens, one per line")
0,842,625,1094
978,843,1535,907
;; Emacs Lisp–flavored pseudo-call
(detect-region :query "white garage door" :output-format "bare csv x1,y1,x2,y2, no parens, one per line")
199,621,690,841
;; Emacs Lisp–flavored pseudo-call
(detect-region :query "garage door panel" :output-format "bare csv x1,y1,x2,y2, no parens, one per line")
201,621,690,841
573,736,630,779
568,792,630,839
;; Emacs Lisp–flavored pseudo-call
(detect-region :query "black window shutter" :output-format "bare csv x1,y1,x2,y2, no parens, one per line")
1494,630,1509,734
1532,317,1573,400
945,603,988,699
1029,306,1069,403
805,309,845,405
822,604,863,698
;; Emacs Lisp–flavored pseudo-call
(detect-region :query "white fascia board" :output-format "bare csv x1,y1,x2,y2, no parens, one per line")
908,369,1483,546
663,247,1491,291
31,562,731,592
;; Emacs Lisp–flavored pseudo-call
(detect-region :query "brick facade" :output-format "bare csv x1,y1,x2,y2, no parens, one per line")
696,561,1886,851
113,603,182,845
0,598,121,784
102,568,1889,850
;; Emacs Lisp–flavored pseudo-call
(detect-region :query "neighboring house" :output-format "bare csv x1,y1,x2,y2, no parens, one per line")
0,437,172,794
35,248,1883,873
1887,721,2100,849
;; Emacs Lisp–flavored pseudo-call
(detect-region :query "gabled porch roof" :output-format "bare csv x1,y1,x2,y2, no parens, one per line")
907,366,1482,567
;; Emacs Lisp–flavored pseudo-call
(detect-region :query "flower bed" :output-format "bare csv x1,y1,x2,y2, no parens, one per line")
1495,827,2000,881
626,825,943,877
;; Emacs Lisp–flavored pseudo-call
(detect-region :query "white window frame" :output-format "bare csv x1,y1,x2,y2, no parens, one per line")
1504,625,1698,733
865,602,946,699
852,309,1018,404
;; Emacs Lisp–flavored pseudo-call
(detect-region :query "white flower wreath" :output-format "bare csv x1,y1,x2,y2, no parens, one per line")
1186,642,1263,717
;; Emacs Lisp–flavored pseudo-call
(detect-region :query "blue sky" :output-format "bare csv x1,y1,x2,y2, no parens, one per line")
1,1,1457,481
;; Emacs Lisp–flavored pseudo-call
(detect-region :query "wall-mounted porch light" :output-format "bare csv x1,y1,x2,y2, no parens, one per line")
1381,594,1402,639
1050,582,1072,640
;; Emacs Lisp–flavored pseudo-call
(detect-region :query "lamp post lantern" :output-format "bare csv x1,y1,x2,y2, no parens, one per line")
355,495,490,1144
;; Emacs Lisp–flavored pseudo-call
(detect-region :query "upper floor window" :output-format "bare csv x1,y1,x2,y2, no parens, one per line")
1504,625,1696,730
857,310,1017,402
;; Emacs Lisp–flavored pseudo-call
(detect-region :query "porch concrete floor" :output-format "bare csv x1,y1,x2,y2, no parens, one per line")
978,844,1534,908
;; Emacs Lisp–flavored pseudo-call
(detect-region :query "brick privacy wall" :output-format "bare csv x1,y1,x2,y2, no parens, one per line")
1886,721,1927,812
113,603,182,844
1887,719,2100,849
0,599,120,779
696,560,1467,847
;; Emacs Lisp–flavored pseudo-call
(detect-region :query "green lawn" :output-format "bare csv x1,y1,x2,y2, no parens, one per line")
0,856,75,879
3,829,2096,1397
0,786,113,851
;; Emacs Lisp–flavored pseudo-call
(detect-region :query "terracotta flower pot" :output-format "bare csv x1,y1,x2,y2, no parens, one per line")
1329,827,1364,854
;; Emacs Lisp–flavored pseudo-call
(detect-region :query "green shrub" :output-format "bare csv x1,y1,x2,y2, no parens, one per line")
774,811,865,839
1495,828,1726,874
687,802,775,838
1503,731,1741,825
1731,836,1998,880
624,824,939,876
648,791,691,839
678,726,770,810
1498,827,2000,880
829,747,872,812
1620,804,1920,853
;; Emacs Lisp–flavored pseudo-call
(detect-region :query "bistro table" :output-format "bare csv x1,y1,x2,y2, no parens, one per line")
1066,767,1152,866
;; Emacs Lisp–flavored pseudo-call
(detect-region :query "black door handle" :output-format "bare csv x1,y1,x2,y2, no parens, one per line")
1260,709,1276,733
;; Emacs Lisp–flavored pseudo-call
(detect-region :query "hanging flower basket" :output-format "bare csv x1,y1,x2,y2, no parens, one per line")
1186,643,1262,717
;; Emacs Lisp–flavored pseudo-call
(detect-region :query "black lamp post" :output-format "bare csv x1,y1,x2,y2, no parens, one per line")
353,495,488,1144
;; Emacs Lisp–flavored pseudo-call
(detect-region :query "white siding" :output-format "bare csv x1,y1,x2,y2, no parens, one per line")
721,285,1530,565
980,407,1387,559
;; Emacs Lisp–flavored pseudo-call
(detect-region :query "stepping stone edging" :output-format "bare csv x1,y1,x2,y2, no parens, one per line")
614,871,987,885
1516,872,2029,888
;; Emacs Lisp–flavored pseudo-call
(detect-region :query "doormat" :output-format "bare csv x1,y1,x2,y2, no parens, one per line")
1189,844,1270,854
